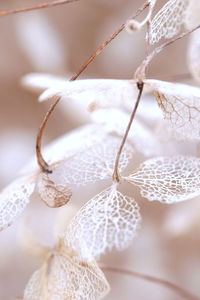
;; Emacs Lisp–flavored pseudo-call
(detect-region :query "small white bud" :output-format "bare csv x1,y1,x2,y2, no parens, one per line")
125,19,142,34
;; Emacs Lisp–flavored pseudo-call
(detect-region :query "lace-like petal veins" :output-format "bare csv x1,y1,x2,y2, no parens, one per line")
43,124,108,167
92,109,162,156
145,79,200,140
36,173,72,208
23,250,110,300
65,185,141,261
149,0,189,44
184,0,200,29
0,176,35,231
49,136,133,187
125,156,200,204
187,30,200,82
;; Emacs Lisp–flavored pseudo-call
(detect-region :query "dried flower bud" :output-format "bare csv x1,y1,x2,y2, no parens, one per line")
125,19,142,33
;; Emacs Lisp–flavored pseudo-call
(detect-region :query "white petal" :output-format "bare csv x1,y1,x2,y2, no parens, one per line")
38,78,138,112
149,0,189,44
126,156,200,203
146,79,200,140
92,108,162,156
0,176,35,231
22,73,68,93
49,136,133,187
65,185,141,260
43,124,108,166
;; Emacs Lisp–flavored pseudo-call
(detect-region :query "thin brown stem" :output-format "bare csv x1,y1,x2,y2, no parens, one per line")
135,24,200,81
70,1,149,81
36,1,149,172
36,97,60,173
0,0,80,17
112,81,144,182
102,265,200,300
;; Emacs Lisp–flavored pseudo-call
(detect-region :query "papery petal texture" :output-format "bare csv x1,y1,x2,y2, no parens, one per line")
126,156,200,203
47,136,133,187
149,0,189,44
146,79,200,140
0,176,35,230
23,250,110,300
64,185,141,260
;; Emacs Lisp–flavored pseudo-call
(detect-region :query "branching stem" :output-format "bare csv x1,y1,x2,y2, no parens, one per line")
112,81,144,182
102,265,200,300
135,24,200,80
0,0,80,17
35,1,149,172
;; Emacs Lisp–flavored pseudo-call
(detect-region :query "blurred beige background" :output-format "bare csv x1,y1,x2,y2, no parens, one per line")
0,1,199,299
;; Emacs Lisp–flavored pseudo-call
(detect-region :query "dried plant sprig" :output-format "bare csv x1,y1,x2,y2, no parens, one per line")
135,23,200,80
0,0,80,17
102,266,200,300
34,0,150,173
126,0,156,34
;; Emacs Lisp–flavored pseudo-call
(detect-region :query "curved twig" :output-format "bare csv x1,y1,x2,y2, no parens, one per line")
102,265,200,300
36,97,60,173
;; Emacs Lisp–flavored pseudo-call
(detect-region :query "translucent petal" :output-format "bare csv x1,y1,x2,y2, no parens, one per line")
65,185,141,260
187,30,200,83
92,108,162,156
22,73,67,93
146,79,200,140
20,124,108,176
0,176,35,231
126,156,200,203
49,136,133,187
38,79,139,113
149,0,189,44
43,124,108,167
36,173,72,208
23,249,110,300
